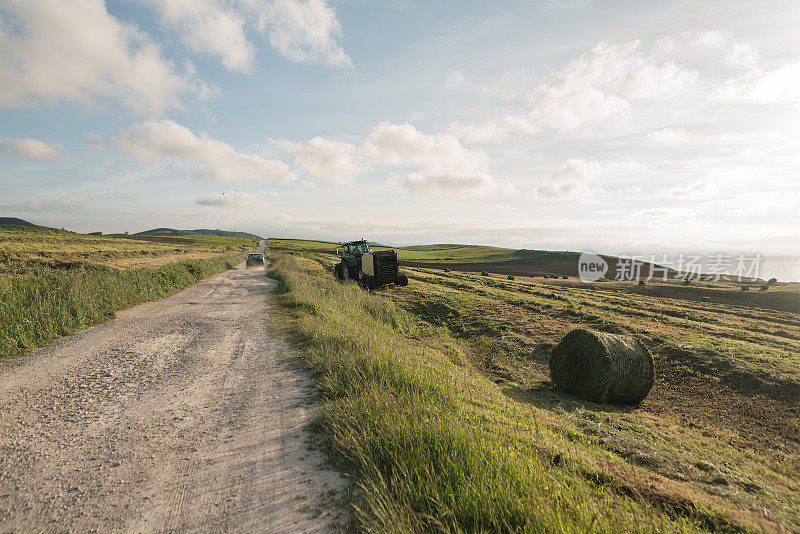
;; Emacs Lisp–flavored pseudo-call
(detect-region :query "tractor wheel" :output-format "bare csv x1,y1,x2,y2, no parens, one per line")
336,263,346,281
360,273,374,290
397,274,409,287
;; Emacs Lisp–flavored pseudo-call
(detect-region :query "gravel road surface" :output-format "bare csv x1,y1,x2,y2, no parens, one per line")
0,251,344,532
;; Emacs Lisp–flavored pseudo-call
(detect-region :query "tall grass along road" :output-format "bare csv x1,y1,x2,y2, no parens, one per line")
0,225,259,360
266,249,798,532
0,252,345,532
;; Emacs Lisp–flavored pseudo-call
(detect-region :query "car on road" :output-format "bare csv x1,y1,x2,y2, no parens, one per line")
246,253,265,267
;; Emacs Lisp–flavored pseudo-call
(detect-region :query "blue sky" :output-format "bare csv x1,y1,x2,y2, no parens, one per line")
1,0,799,274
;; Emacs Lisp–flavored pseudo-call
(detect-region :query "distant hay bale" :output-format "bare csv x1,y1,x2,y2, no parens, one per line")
683,279,691,285
443,268,451,273
481,271,489,276
768,277,777,284
507,275,515,280
741,285,749,291
549,328,655,404
562,275,568,279
760,284,769,291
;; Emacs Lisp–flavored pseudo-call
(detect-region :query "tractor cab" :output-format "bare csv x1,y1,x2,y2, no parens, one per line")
337,239,370,279
341,240,370,257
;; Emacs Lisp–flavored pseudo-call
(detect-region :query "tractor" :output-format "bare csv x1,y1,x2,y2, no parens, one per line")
334,239,409,289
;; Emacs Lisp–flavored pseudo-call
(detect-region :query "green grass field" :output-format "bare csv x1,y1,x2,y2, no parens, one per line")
0,225,256,275
266,245,800,532
0,225,256,360
268,238,575,263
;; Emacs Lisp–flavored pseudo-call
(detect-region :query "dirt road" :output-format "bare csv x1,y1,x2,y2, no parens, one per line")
0,251,344,532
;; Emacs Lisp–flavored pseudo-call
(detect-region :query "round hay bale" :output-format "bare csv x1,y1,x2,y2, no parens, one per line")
562,275,568,279
443,268,451,273
507,275,515,280
683,279,691,285
760,284,769,291
481,271,489,276
768,277,777,284
549,328,654,404
741,285,749,291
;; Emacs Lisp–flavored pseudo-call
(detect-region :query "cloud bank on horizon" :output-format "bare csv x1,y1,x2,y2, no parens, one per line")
1,0,798,256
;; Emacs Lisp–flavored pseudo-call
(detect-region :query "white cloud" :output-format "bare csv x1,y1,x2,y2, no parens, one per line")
89,191,134,200
364,121,487,175
0,137,67,161
697,30,758,67
710,63,800,106
530,40,699,131
279,136,368,184
144,0,253,72
629,206,697,223
654,30,759,69
601,161,646,173
670,180,719,200
647,128,687,145
253,0,351,68
364,121,496,193
102,119,296,183
195,190,270,207
0,0,208,112
144,0,351,71
455,31,766,139
18,197,84,212
447,115,537,144
274,121,498,193
446,121,504,144
534,159,601,200
703,190,800,216
401,172,497,194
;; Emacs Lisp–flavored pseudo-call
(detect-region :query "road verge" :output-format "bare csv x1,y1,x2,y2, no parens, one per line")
265,252,737,532
0,253,245,359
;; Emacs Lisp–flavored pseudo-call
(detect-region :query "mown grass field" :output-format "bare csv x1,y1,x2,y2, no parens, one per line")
266,240,800,533
0,225,256,275
0,225,257,360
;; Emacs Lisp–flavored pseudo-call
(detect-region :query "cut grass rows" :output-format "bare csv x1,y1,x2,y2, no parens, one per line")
407,269,800,381
385,266,799,530
266,252,733,533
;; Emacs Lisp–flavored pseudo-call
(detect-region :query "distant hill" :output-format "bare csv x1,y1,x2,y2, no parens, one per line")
134,228,262,239
0,217,37,227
